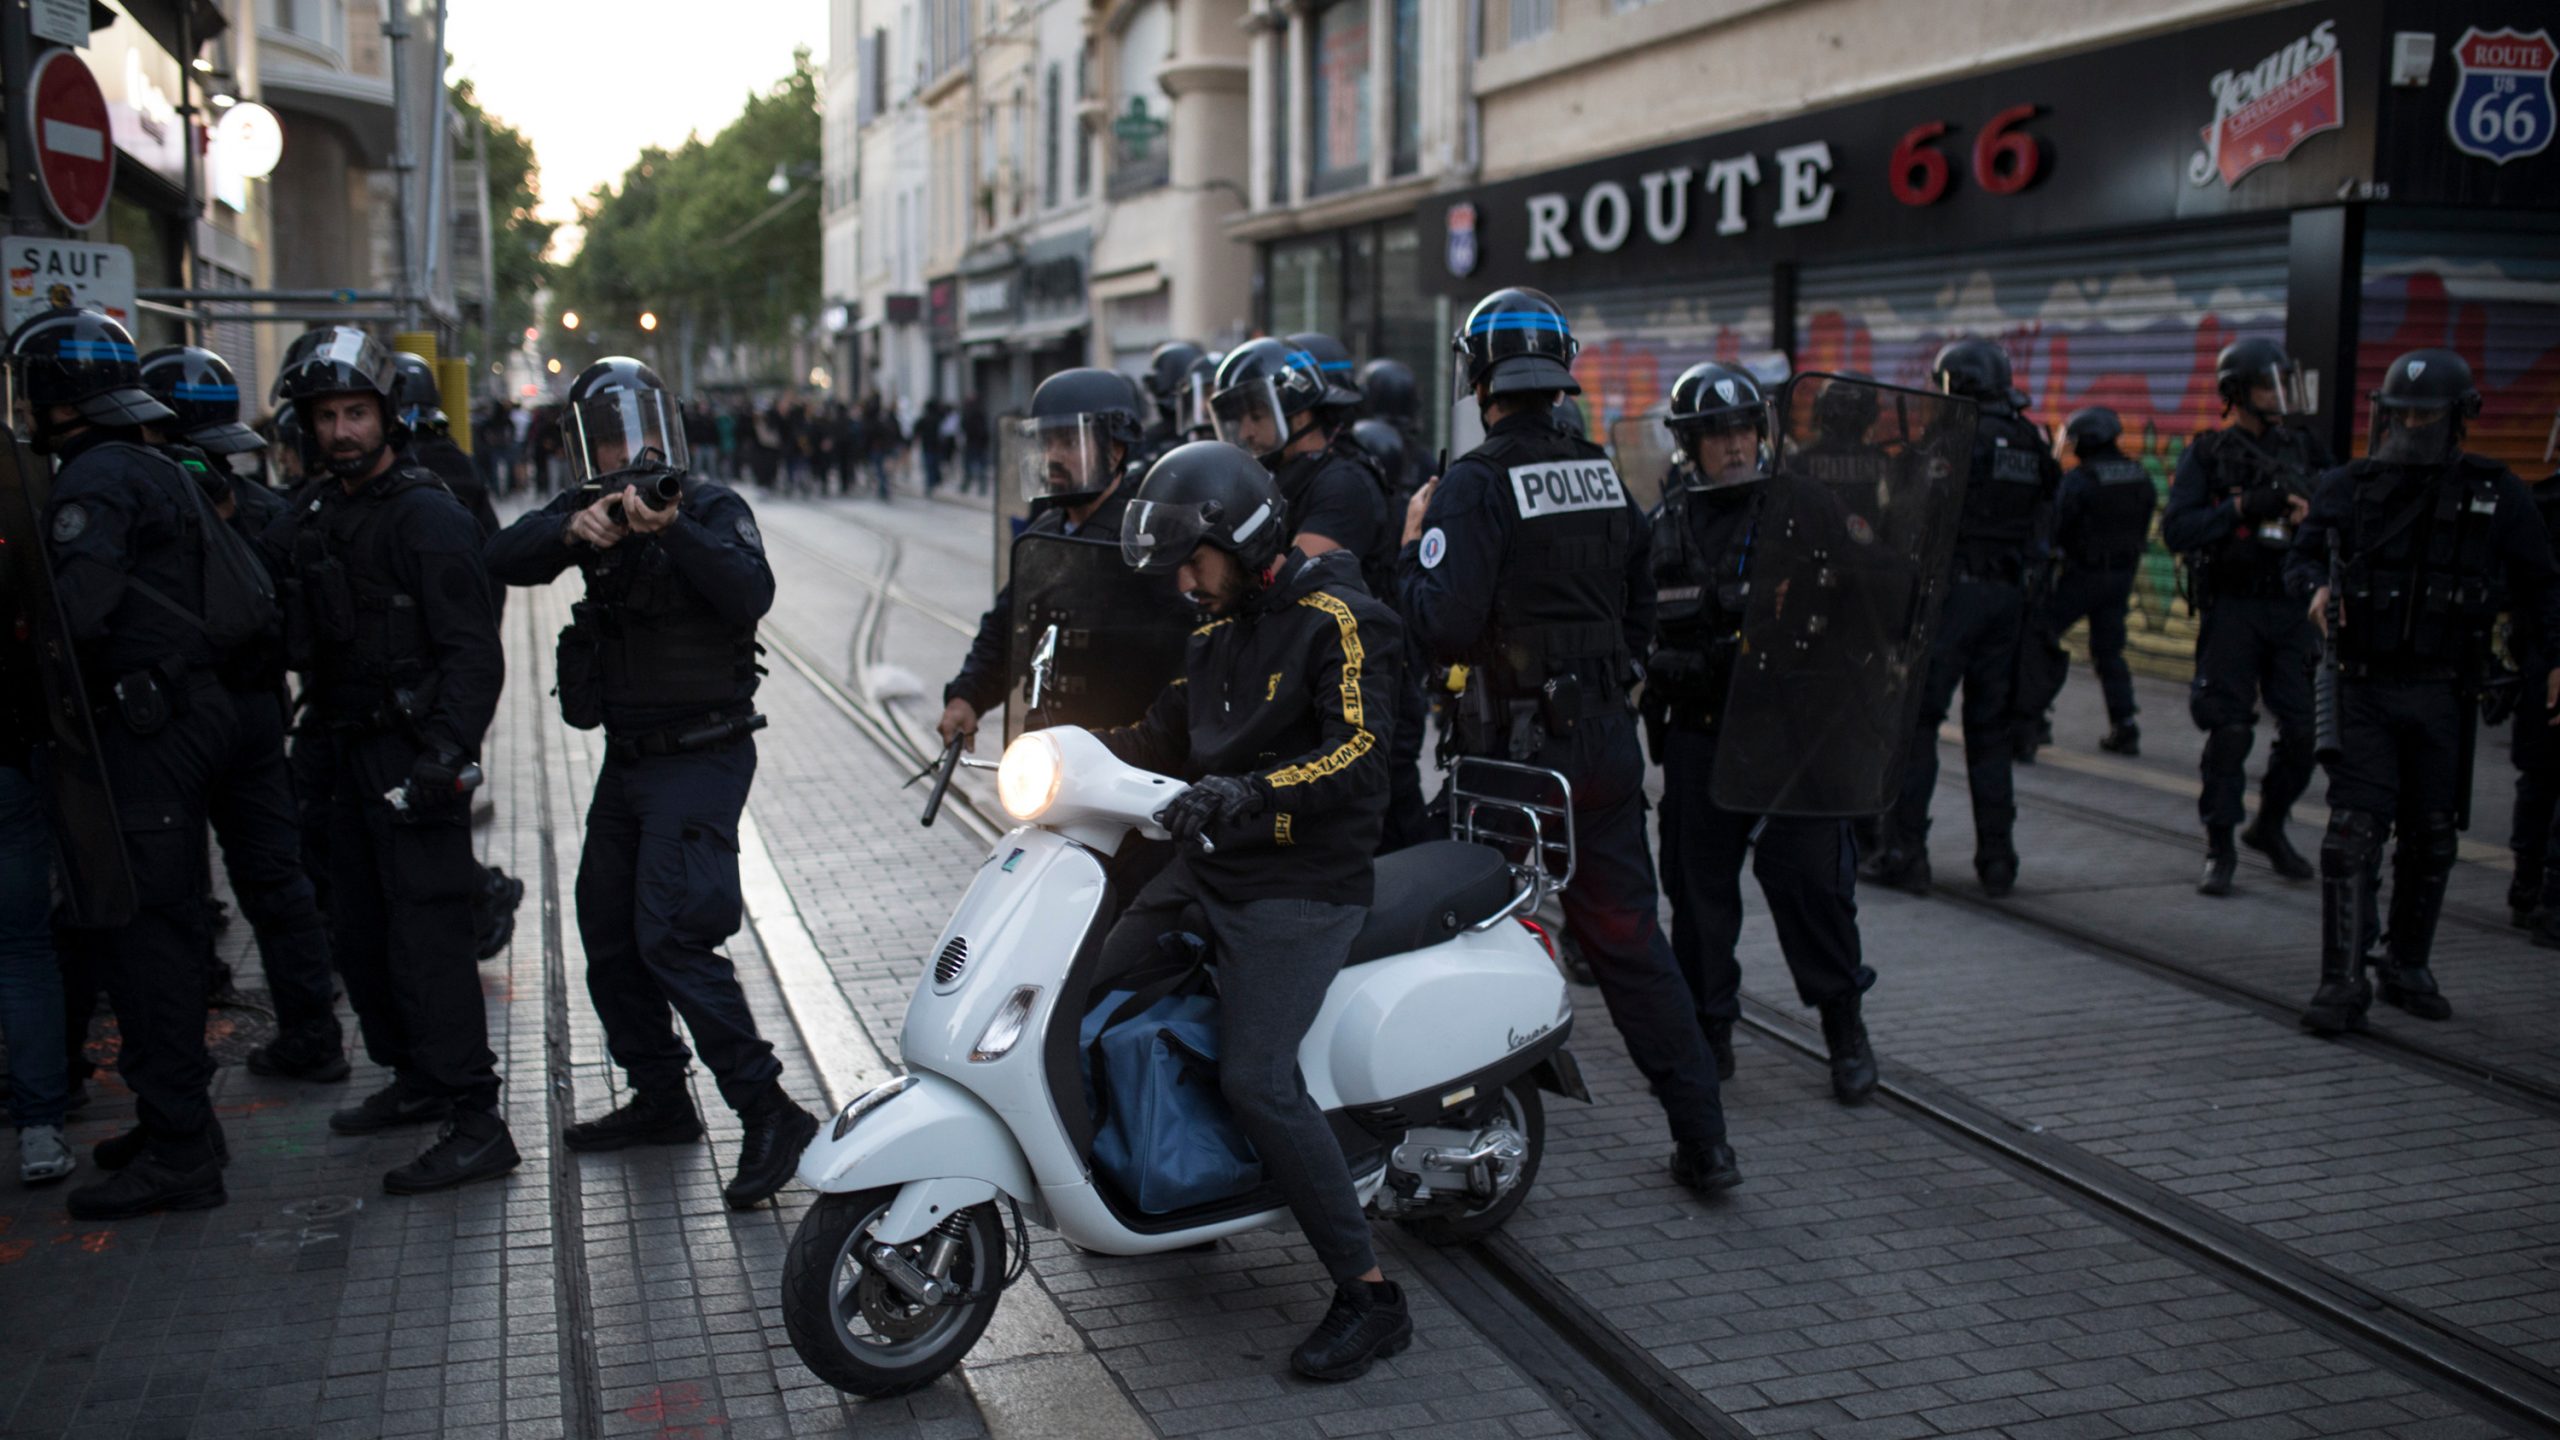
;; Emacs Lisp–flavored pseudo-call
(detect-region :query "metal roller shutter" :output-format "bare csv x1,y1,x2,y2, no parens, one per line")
1798,221,2291,678
1563,278,1777,443
2357,222,2560,480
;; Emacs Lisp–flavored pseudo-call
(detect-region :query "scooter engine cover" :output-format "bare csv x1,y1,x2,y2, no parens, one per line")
1299,924,1568,1111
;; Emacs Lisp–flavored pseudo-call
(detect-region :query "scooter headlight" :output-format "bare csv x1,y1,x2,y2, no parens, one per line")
997,732,1064,820
830,1072,919,1141
970,985,1043,1062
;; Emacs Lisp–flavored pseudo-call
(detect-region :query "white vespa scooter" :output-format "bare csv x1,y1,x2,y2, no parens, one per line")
782,724,1588,1398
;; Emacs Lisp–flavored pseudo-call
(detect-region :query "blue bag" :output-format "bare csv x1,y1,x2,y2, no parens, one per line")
1079,980,1264,1214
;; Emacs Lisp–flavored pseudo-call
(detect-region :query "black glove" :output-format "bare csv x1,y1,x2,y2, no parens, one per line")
404,747,469,814
2238,486,2289,521
1153,774,1268,844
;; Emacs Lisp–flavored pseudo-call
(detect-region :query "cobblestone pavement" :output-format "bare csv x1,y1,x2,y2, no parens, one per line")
1,487,2549,1438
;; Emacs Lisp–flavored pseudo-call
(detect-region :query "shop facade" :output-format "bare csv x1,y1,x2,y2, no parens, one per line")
1421,0,2559,674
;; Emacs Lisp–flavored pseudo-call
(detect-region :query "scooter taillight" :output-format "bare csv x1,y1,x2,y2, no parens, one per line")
1517,916,1557,964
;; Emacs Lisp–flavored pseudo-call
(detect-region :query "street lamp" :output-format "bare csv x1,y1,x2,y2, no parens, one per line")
561,311,581,331
639,311,659,332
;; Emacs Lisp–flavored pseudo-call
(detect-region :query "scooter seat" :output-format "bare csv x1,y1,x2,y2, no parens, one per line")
1345,841,1520,965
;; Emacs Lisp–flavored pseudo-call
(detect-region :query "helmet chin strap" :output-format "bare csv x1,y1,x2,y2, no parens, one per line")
324,438,388,480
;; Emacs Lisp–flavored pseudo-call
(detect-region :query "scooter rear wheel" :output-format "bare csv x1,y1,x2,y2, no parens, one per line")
1399,1075,1544,1246
783,1187,1007,1397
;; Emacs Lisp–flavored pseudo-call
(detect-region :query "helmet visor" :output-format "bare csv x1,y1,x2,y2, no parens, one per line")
1120,497,1216,574
2369,401,2458,466
1177,370,1217,439
1673,412,1771,489
1210,376,1291,458
2238,358,2310,418
1013,414,1120,504
568,387,687,482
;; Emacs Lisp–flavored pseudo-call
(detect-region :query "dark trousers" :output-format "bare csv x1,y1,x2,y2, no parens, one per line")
574,739,779,1113
2511,683,2560,891
1463,713,1725,1146
2043,562,2139,724
1095,859,1377,1283
1892,576,2025,853
208,687,337,1043
326,731,502,1113
1659,727,1865,1026
2188,593,2316,832
290,722,336,918
2324,679,2468,967
85,682,235,1160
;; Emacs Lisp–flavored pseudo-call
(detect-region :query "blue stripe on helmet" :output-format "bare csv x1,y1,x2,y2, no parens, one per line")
172,382,239,401
1466,311,1570,336
1316,359,1352,372
58,340,138,360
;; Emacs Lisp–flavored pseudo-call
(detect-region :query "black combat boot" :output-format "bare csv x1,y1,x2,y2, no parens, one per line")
2099,720,2140,756
2198,827,2238,897
246,1025,351,1083
65,1146,225,1220
563,1089,704,1152
1862,829,1931,896
2375,814,2457,1021
95,1117,228,1172
1290,1280,1413,1382
1670,1138,1741,1195
1818,993,1877,1104
2240,817,2314,880
1975,808,2019,898
724,1084,819,1210
330,1078,454,1136
384,1109,521,1195
1703,1016,1736,1081
2303,825,2375,1035
2508,866,2543,929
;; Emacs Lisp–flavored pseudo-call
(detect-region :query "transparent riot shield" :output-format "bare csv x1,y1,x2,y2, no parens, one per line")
1606,413,1682,515
1004,531,1194,744
1708,374,1976,817
990,420,1038,600
0,429,134,924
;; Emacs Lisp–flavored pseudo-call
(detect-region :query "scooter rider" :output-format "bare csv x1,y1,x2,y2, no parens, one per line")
1399,286,1738,1197
484,357,819,1209
1100,440,1410,1382
938,368,1147,753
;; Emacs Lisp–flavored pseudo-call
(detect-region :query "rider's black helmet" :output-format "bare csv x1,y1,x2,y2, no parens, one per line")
1120,440,1289,576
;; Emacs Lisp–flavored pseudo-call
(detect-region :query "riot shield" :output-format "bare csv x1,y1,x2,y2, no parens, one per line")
991,420,1038,600
1607,413,1681,515
1709,374,1976,817
1004,531,1193,744
0,429,134,925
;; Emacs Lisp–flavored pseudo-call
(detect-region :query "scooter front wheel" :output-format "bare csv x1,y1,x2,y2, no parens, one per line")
783,1187,1007,1397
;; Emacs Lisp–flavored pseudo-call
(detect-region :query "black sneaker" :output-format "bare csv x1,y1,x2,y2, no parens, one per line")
330,1081,453,1136
1670,1139,1742,1196
66,1152,225,1220
383,1110,521,1195
96,1117,228,1172
1703,1016,1736,1082
1289,1281,1413,1382
724,1091,818,1210
563,1090,704,1152
475,867,526,961
2198,847,2237,897
246,1028,351,1083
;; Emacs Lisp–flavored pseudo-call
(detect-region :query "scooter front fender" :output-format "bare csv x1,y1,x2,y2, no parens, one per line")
795,1071,1037,1240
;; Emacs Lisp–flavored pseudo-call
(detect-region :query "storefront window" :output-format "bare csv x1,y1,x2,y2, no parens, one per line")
1268,236,1343,340
107,195,180,352
1389,0,1419,178
1309,1,1372,197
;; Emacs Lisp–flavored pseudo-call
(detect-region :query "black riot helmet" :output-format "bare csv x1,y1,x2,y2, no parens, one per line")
1665,362,1769,488
2367,348,2482,467
1285,331,1363,412
1811,370,1881,444
2214,337,2307,424
1209,339,1331,466
1359,358,1418,423
1346,418,1407,483
1931,338,2013,406
1121,440,1289,582
387,349,442,431
270,402,308,480
140,345,263,456
563,356,689,485
2062,406,2123,452
272,325,408,478
1453,287,1580,397
1015,366,1145,504
1144,341,1204,411
4,307,173,450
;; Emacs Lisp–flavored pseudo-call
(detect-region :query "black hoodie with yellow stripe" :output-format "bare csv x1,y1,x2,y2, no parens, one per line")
1098,547,1398,905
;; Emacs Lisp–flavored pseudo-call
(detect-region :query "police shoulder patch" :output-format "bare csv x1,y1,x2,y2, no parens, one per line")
50,503,88,544
1418,527,1448,569
735,516,763,550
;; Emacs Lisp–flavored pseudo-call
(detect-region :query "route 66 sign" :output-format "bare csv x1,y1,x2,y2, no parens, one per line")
2447,27,2556,165
1446,202,1479,279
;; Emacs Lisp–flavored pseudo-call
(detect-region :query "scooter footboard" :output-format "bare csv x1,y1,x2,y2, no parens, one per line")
796,1071,1037,1241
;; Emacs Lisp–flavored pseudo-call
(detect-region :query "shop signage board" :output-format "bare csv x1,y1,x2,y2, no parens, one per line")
4,238,135,334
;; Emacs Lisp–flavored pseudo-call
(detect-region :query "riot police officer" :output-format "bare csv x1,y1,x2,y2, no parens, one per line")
1400,287,1736,1195
1865,340,2057,897
264,325,516,1194
11,308,235,1218
2290,351,2560,1033
2032,407,2155,755
1642,363,1875,1103
136,345,347,1083
2509,439,2560,942
486,358,817,1208
938,367,1149,752
1139,340,1205,463
2163,339,2329,896
1358,358,1423,496
389,350,498,541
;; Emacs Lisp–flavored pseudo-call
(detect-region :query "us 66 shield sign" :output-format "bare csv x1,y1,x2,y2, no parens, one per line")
2447,27,2556,165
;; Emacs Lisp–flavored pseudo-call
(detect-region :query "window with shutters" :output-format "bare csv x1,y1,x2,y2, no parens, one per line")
1309,0,1372,197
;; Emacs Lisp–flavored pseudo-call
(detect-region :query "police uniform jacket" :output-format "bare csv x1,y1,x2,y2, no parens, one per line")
2162,422,2332,594
944,481,1134,716
43,428,220,681
1099,548,1396,905
1275,439,1394,598
2054,448,2157,569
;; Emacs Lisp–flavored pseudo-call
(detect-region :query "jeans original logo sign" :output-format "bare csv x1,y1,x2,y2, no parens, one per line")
2186,19,2343,188
1510,459,1625,518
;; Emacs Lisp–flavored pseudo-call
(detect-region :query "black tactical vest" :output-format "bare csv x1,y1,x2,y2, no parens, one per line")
292,468,441,715
1476,419,1636,697
2338,456,2507,676
582,530,759,717
2073,454,2157,565
2192,423,2322,593
1647,482,1756,717
1956,409,2052,562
